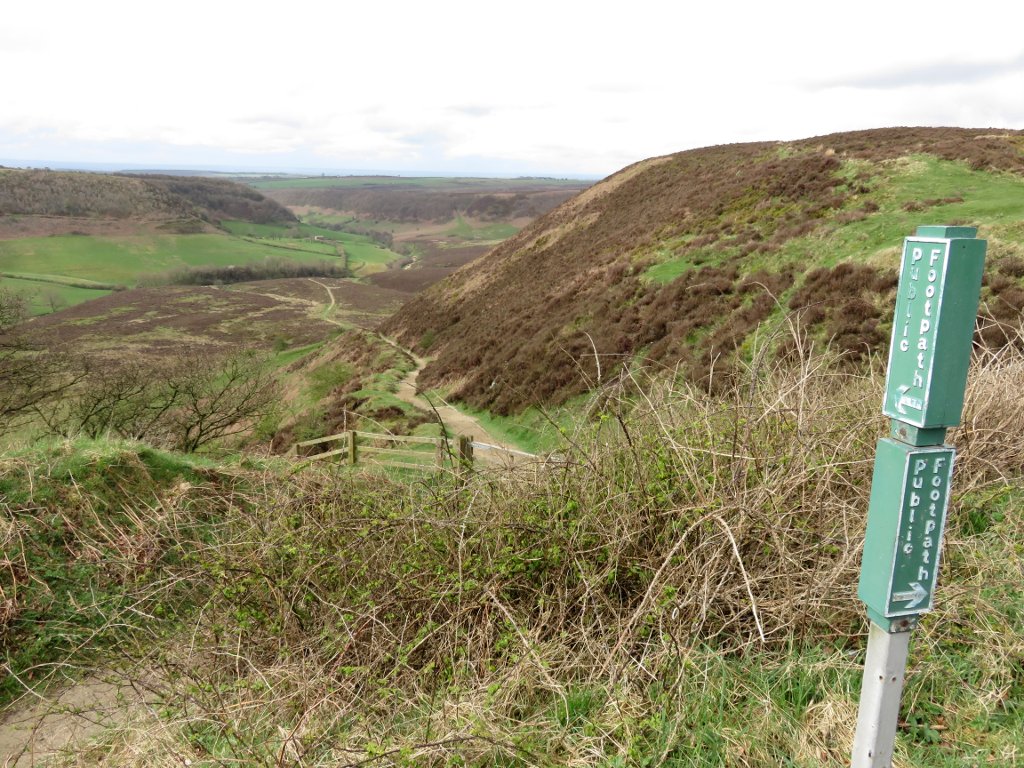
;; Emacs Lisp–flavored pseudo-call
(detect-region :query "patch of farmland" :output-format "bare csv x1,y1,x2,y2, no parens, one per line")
0,233,340,288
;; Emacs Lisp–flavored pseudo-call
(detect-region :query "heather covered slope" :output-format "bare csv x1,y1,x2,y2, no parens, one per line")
384,128,1024,414
0,169,296,233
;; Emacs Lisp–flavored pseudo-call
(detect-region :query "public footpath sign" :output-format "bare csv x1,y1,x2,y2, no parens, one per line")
858,441,955,625
851,226,986,767
881,226,986,430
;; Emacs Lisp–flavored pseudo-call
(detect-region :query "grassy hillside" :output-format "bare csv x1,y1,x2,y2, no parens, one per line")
384,128,1024,414
2,342,1022,766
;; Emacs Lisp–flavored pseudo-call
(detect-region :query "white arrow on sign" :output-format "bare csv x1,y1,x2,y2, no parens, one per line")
895,385,924,415
896,385,910,415
892,582,928,609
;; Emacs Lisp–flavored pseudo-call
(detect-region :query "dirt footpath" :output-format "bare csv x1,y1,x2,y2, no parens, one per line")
381,339,527,465
0,676,146,767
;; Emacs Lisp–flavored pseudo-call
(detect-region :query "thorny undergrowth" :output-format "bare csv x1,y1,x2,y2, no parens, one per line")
3,336,1024,766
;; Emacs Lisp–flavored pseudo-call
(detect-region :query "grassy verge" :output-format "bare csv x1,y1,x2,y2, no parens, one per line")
433,393,581,454
0,438,227,706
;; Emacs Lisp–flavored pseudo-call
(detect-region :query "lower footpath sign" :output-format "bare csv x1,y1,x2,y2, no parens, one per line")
858,440,955,627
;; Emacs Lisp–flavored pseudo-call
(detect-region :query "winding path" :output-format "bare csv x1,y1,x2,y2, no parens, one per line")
307,278,517,458
379,336,517,459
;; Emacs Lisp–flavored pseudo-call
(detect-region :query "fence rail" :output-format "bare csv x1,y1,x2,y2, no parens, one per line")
290,430,546,473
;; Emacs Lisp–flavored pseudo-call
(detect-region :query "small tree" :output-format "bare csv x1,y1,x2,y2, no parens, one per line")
41,360,177,440
44,350,280,452
163,352,279,453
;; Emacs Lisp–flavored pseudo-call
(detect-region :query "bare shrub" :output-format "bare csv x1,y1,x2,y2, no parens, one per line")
0,289,86,434
43,351,279,452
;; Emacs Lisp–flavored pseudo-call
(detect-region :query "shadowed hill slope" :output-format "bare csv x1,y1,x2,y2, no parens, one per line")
384,127,1024,414
0,169,295,226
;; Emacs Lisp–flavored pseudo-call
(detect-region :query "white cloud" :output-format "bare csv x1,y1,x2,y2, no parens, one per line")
2,0,1022,175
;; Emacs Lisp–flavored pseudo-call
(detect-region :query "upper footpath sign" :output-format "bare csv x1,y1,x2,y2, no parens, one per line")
882,226,986,429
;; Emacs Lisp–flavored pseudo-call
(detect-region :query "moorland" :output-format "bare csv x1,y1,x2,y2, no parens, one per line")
1,129,1023,766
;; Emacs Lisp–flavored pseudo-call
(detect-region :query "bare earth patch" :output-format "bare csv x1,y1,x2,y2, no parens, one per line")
0,675,149,767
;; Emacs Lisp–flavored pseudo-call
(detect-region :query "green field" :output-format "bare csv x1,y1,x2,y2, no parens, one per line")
0,233,337,286
222,220,402,272
0,223,401,312
0,274,114,315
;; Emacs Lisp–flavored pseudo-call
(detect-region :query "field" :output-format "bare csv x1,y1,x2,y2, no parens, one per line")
21,284,341,360
0,232,337,285
256,175,592,293
220,220,402,273
0,273,114,314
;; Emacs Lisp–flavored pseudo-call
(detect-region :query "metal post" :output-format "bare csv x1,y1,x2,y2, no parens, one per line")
851,624,912,767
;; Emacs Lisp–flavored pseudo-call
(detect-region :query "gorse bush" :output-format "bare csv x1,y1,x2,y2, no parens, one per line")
7,336,1022,765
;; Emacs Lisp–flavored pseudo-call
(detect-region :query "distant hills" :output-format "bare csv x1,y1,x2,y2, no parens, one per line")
384,127,1024,414
0,169,295,229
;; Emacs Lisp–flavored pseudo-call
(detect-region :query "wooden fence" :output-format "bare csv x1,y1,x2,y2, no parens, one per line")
289,431,561,475
290,430,475,472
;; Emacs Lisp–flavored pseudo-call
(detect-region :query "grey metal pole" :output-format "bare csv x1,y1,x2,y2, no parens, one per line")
851,623,912,767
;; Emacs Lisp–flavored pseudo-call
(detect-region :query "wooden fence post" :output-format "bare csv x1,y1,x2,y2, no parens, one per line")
348,430,357,465
458,435,473,476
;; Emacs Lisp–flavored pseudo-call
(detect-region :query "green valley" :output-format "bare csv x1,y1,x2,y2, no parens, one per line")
2,129,1024,767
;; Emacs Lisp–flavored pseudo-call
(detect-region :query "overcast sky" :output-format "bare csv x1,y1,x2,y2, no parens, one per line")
2,0,1022,178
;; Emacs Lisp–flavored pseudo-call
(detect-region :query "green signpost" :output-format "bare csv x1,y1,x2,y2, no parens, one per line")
881,226,986,432
858,441,955,627
851,226,986,767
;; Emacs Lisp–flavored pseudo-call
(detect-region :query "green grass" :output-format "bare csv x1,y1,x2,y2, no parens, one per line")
223,220,402,273
0,233,337,287
446,214,520,241
430,393,579,455
740,162,1015,290
0,274,112,315
645,248,722,284
784,156,1024,270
